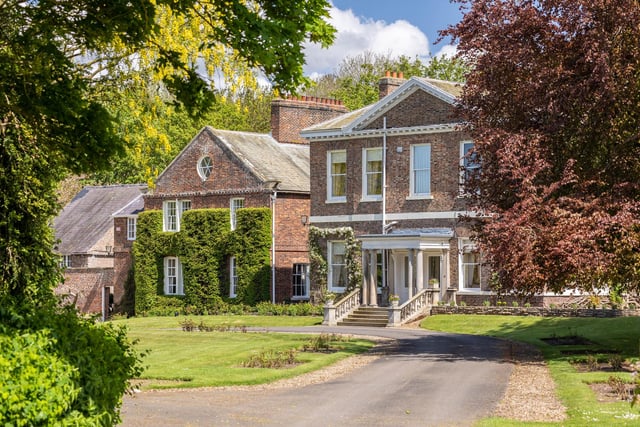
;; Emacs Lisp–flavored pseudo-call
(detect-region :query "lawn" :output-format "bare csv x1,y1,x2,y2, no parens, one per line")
422,315,640,426
113,315,374,389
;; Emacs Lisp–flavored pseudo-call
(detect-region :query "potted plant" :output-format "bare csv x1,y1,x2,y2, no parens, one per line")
322,291,336,305
389,294,400,307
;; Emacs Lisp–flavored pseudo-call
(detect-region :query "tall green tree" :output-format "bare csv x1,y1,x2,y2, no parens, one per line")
0,0,334,424
307,51,468,110
445,0,640,297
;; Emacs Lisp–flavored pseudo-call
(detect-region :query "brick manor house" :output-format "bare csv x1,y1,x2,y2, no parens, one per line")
301,73,488,308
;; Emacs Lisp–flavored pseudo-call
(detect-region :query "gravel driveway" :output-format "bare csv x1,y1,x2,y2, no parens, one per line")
120,326,514,426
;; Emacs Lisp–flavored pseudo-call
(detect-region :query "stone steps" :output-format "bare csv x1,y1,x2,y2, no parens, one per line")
338,307,388,327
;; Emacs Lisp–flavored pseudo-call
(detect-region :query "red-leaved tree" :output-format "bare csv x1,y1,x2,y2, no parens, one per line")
444,0,640,297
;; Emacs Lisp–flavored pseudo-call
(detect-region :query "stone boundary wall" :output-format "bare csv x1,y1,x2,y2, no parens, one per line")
431,306,640,318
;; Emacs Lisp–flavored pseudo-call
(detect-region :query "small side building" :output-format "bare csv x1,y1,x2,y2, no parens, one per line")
54,184,147,317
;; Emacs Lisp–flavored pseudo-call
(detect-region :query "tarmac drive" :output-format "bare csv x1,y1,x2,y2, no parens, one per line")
119,325,513,426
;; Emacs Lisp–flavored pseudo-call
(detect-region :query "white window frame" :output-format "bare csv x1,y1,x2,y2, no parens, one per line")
229,256,238,298
409,143,432,198
458,238,481,290
292,263,310,299
230,198,244,231
164,257,184,295
361,147,383,201
328,241,347,292
163,199,191,232
327,150,347,203
197,155,213,180
127,217,137,241
59,255,71,269
460,140,479,194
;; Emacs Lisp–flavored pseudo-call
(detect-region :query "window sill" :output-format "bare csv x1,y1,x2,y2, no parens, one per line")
325,198,346,204
291,296,310,301
406,195,433,201
360,197,382,203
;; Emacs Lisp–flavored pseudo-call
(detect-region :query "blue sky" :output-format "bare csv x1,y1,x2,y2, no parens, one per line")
303,0,464,76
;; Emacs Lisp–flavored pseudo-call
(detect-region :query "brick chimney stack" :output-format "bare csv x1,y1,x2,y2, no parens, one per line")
378,71,405,99
270,96,348,144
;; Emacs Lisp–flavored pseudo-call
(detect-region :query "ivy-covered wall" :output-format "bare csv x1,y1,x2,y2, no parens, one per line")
132,207,271,315
308,226,362,302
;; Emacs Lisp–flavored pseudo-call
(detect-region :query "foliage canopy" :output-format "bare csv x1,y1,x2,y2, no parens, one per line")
445,0,640,296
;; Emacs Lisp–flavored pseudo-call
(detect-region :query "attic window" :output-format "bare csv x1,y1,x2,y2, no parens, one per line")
198,156,213,180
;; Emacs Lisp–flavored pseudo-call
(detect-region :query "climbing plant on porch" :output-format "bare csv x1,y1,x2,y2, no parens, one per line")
308,226,362,300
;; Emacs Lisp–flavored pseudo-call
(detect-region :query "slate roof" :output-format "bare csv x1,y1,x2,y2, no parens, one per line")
54,184,147,254
203,127,310,193
300,76,463,138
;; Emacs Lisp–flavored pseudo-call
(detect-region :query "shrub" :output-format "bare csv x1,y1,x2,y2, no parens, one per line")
609,354,624,371
512,301,519,307
586,354,599,372
0,303,143,425
242,349,298,368
0,330,80,425
482,300,491,307
608,375,631,400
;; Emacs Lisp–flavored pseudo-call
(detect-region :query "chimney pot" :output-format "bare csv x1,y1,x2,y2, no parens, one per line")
385,70,391,77
392,71,397,78
399,72,404,79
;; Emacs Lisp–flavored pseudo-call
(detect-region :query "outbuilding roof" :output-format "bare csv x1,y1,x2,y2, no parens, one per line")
54,184,147,254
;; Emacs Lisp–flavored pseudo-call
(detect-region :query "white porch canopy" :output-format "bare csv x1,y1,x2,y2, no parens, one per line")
358,228,453,305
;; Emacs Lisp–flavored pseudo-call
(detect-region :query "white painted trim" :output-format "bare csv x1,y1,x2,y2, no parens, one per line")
164,256,184,295
327,150,347,203
410,143,431,197
328,241,347,293
362,147,383,201
229,256,238,298
310,211,477,224
303,123,461,141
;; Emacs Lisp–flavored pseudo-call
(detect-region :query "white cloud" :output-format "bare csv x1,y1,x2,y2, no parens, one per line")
303,6,431,76
433,44,458,59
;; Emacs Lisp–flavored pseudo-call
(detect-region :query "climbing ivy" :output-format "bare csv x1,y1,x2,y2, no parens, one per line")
132,207,271,315
308,226,362,301
230,209,272,304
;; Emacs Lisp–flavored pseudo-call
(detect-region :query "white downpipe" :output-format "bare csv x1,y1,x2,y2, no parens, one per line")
382,116,388,293
382,116,387,234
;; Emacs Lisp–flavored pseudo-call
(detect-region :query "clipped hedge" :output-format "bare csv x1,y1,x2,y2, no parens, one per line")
133,207,271,315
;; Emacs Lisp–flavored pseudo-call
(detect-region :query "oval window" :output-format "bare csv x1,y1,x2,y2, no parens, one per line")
198,156,213,180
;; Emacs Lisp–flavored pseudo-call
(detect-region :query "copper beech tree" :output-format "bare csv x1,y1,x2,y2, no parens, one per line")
445,0,640,297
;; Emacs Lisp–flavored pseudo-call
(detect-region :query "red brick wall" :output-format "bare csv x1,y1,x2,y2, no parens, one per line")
154,129,263,196
271,98,347,144
378,75,405,99
310,131,471,218
56,268,114,314
145,191,270,211
367,90,460,128
274,193,310,301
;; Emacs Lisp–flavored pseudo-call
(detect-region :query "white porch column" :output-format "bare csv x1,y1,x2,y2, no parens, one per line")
391,252,400,298
407,249,414,299
442,248,450,301
361,250,369,305
416,249,424,291
368,249,378,306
